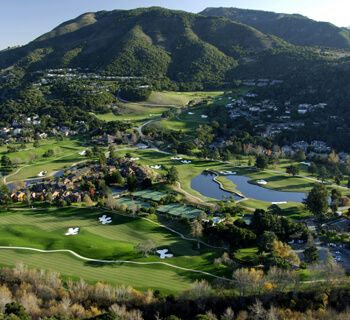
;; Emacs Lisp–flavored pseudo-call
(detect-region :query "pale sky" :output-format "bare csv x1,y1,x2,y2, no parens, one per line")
1,0,349,49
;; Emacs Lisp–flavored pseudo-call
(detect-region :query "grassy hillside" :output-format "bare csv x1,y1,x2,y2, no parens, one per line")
0,7,294,82
201,7,350,49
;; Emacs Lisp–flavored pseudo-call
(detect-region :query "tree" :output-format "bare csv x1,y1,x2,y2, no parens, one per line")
109,145,119,159
255,155,268,170
0,183,11,207
303,183,329,220
127,174,137,191
272,240,300,267
286,165,299,176
233,268,264,296
259,231,277,253
5,302,30,320
330,189,342,214
33,140,40,148
1,155,12,168
83,194,94,206
99,153,107,167
294,150,306,161
318,166,328,183
166,166,179,184
135,240,156,257
43,149,55,158
308,162,318,176
191,220,203,248
105,194,117,210
303,246,319,264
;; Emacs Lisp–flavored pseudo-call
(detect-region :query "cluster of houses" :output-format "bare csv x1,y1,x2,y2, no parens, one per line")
241,79,284,87
10,165,98,203
10,157,155,204
280,140,339,159
35,68,145,85
225,94,330,140
0,117,84,144
297,103,327,115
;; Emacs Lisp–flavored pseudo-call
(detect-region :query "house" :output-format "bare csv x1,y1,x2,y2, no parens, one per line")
11,191,26,202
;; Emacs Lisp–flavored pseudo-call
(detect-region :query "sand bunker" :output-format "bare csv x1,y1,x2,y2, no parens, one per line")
99,215,112,225
156,249,173,259
65,227,80,236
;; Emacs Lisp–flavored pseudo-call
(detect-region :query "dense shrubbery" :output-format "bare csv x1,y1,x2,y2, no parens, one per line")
119,86,152,102
0,263,350,319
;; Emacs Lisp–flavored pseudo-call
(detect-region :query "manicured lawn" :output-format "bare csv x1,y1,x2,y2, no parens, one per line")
216,176,238,193
234,247,259,264
3,138,86,182
0,249,191,293
238,199,311,219
0,207,228,291
146,91,224,106
93,104,167,124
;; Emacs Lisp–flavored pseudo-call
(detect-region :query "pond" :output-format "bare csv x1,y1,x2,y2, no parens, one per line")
191,172,307,203
191,172,242,201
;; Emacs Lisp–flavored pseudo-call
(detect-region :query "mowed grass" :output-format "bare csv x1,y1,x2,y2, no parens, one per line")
3,138,86,182
93,104,168,124
0,250,191,293
0,207,227,291
146,91,224,106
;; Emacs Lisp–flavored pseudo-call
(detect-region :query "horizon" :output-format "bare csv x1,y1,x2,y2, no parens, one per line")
1,0,349,50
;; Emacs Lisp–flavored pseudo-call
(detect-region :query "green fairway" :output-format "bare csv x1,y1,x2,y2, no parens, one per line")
0,249,191,293
0,207,227,291
146,91,224,106
93,104,168,124
234,247,259,264
3,138,86,182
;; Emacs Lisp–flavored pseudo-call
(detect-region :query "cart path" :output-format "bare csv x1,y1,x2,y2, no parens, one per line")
0,246,230,281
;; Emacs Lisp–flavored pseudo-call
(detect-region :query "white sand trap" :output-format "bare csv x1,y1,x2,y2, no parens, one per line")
65,227,80,236
37,171,48,177
181,160,192,164
130,157,140,161
257,180,268,185
272,201,287,205
150,165,162,170
171,156,183,160
157,249,173,259
201,115,208,119
79,150,87,156
188,112,195,115
219,171,237,175
99,215,112,225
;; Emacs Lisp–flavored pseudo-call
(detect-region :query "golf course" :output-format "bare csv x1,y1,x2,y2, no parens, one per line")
0,207,228,293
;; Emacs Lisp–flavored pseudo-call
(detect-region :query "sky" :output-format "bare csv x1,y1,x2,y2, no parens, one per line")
1,0,350,49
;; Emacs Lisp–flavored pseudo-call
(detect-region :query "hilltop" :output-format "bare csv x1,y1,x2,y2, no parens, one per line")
201,7,350,49
0,7,322,83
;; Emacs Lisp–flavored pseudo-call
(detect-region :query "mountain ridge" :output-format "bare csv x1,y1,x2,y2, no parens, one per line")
0,7,330,84
200,7,350,49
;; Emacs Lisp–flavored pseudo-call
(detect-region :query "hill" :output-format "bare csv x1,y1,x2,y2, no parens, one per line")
0,7,303,83
201,7,350,49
